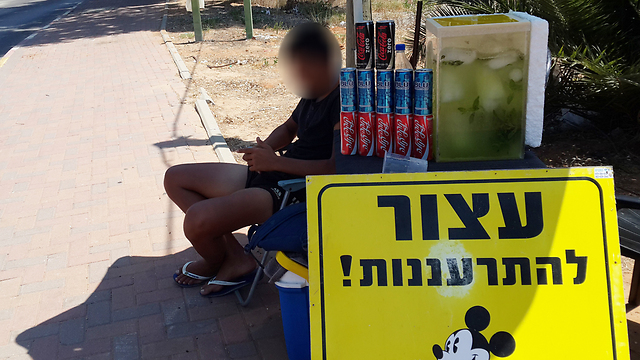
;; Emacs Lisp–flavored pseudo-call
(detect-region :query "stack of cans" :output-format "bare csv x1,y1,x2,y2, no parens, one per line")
339,20,433,160
357,69,376,156
340,68,358,156
393,69,413,157
375,70,394,157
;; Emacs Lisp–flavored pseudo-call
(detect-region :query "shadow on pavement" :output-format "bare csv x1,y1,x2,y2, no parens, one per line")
23,0,167,48
15,247,285,359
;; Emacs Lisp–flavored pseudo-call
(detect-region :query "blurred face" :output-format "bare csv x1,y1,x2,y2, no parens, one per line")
287,52,334,99
278,25,341,99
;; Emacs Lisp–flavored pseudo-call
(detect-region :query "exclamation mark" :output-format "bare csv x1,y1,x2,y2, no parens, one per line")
340,255,352,287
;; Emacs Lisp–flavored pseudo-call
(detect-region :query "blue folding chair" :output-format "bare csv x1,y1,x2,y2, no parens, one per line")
235,178,307,306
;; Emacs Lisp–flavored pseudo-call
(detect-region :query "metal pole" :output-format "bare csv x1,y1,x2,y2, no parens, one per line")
244,0,254,39
191,0,203,42
346,0,355,67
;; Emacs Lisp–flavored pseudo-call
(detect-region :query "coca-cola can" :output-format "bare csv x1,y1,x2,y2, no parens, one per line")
375,21,395,70
355,21,374,69
426,114,434,160
340,111,358,155
394,114,412,156
358,112,376,157
412,114,432,160
376,113,394,157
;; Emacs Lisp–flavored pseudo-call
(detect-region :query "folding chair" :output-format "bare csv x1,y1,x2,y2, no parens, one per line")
235,178,307,306
617,194,640,306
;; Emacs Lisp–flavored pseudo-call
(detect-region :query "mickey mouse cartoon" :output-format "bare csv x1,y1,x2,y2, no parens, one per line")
432,306,516,360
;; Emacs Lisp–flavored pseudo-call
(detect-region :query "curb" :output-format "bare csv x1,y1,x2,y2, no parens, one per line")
160,2,235,164
195,88,236,164
160,1,191,80
0,0,84,68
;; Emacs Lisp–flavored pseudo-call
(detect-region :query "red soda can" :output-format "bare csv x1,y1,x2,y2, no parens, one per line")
340,111,358,155
358,112,376,157
412,114,432,160
375,113,394,157
375,21,396,70
394,114,412,156
355,21,374,69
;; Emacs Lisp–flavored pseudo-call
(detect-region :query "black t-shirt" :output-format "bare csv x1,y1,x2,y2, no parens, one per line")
284,86,340,160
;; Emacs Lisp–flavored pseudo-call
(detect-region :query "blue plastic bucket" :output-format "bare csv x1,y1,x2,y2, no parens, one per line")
275,272,311,360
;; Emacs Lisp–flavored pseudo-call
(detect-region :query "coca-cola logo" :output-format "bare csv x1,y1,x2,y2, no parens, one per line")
342,115,356,148
414,120,427,154
377,118,391,151
359,115,372,149
396,118,410,152
356,32,370,61
377,29,388,61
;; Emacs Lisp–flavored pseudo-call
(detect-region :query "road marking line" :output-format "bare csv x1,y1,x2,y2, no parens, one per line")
0,0,84,70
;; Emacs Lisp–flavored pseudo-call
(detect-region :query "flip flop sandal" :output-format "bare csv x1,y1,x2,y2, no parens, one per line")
173,261,214,288
201,269,260,298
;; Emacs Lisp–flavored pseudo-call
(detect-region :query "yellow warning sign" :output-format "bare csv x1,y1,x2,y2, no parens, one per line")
306,167,628,360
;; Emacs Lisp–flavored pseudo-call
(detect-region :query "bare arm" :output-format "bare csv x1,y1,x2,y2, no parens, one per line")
239,123,339,176
263,116,298,152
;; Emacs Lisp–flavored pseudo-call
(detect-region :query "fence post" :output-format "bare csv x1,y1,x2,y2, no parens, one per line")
191,0,203,42
346,0,355,67
244,0,254,39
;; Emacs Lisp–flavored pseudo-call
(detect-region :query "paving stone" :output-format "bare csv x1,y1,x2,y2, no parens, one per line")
140,337,196,358
255,337,290,360
59,317,86,345
227,341,258,359
113,333,140,360
112,302,161,323
87,300,111,327
161,298,189,326
195,332,229,359
166,319,217,339
220,314,251,345
19,278,64,294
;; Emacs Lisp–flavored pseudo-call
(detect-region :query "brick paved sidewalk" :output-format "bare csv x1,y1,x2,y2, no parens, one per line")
0,0,288,358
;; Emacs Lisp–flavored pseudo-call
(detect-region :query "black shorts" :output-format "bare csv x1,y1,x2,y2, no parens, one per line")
245,169,306,214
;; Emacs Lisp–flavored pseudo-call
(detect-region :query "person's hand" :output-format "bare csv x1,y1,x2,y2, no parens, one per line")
237,137,280,173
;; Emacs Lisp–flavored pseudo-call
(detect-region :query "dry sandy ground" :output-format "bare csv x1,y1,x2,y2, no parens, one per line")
165,0,413,161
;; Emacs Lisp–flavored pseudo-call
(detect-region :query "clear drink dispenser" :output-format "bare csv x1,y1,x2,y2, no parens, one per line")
425,13,544,162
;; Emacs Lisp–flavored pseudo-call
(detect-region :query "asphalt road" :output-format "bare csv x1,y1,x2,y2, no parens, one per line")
0,0,83,57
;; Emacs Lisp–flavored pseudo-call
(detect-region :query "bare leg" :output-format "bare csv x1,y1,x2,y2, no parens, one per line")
164,162,253,285
175,188,273,286
164,162,249,212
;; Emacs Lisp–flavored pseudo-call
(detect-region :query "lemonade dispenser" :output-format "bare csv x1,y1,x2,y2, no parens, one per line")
425,12,548,162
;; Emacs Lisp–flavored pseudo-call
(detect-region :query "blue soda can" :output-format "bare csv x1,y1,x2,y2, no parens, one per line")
394,69,413,115
340,68,357,112
414,69,433,116
357,69,375,113
376,70,394,114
